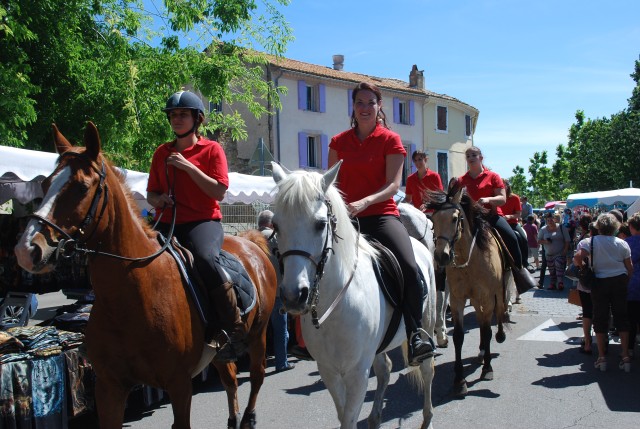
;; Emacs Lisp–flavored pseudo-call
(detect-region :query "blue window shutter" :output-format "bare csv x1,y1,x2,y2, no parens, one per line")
319,84,326,113
409,100,415,125
298,80,306,110
347,89,353,118
393,98,400,124
321,134,329,169
410,144,417,173
298,132,308,167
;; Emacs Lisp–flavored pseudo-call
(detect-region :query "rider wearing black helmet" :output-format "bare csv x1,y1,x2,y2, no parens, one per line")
147,90,245,363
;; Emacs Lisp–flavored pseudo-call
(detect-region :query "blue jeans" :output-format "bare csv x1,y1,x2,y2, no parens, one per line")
270,296,290,369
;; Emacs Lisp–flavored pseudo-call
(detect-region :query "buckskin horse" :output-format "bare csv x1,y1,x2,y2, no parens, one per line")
425,179,507,397
14,122,277,429
271,162,437,429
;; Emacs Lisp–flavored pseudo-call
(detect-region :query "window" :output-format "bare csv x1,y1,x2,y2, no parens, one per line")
298,132,328,169
436,105,448,132
393,98,415,125
465,114,472,138
209,101,222,113
437,151,449,187
297,80,326,113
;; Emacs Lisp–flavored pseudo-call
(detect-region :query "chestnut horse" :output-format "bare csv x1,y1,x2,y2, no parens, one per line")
426,180,506,397
14,123,277,429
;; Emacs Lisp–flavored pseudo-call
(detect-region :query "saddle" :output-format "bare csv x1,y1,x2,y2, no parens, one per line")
368,240,428,354
490,227,535,294
160,236,257,327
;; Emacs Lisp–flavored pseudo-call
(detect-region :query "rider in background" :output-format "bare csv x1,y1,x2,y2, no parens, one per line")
405,150,443,212
328,82,435,366
457,146,537,293
146,90,243,363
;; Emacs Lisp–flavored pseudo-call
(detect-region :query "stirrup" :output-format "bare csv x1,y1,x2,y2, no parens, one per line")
214,330,239,363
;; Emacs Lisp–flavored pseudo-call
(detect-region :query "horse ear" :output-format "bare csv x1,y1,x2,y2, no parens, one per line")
84,122,101,161
271,162,289,184
452,185,464,205
51,124,72,155
322,160,342,193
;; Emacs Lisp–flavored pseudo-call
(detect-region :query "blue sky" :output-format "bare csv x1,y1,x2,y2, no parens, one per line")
273,0,639,178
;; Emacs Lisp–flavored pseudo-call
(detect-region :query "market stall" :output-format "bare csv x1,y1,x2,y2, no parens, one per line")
566,188,640,210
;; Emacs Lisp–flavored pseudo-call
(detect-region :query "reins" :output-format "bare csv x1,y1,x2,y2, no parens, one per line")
433,202,478,269
29,151,177,264
278,198,359,328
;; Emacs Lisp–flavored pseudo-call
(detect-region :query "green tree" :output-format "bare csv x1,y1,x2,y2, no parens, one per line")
0,0,292,171
508,165,528,198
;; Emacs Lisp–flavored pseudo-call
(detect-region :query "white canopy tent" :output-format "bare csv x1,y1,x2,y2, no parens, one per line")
566,188,640,209
0,146,276,210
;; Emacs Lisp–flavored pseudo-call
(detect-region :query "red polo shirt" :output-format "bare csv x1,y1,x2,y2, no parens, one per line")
405,169,443,210
458,168,504,215
330,125,406,217
147,137,228,223
502,194,522,224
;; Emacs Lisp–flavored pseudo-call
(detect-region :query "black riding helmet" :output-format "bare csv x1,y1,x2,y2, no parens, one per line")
163,90,205,138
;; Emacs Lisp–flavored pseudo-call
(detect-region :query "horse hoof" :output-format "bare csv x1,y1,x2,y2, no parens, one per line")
481,369,494,380
437,336,449,348
240,410,257,429
227,414,240,429
496,331,506,343
453,380,468,397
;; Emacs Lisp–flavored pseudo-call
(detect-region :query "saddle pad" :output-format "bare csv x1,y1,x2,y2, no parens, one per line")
216,250,257,316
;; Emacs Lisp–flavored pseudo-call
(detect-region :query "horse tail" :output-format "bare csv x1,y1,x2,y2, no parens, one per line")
238,229,271,257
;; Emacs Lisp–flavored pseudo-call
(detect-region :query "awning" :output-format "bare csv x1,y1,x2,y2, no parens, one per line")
566,188,640,208
544,200,566,209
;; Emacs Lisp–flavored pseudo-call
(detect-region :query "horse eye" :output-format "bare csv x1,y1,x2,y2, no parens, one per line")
315,220,327,232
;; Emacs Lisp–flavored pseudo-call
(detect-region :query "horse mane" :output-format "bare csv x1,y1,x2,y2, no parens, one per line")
238,229,270,256
273,170,377,268
59,147,156,239
425,180,492,251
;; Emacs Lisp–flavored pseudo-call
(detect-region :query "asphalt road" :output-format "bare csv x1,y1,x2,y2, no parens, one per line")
34,269,640,428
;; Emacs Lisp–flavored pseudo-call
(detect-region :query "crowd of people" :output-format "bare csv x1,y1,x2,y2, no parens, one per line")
144,85,638,375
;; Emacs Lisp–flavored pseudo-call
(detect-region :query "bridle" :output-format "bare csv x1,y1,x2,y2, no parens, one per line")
278,198,358,328
433,202,478,269
28,152,175,265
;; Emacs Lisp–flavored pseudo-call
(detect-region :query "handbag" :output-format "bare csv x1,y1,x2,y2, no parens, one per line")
568,288,581,306
577,237,596,290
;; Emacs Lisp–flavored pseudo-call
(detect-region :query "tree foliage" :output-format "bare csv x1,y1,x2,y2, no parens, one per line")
0,0,292,171
508,56,640,206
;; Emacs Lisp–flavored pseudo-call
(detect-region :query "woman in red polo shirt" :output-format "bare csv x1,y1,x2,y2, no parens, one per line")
146,90,242,363
458,146,536,293
328,82,435,366
405,150,443,211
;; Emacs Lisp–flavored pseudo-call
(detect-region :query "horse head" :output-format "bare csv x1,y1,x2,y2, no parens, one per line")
271,161,351,314
15,122,111,273
425,182,466,266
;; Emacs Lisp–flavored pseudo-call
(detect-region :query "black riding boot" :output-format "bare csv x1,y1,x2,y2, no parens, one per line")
211,281,247,363
404,276,436,366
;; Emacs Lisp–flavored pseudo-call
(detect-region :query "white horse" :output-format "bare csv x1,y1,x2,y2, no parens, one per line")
397,202,449,348
272,162,437,429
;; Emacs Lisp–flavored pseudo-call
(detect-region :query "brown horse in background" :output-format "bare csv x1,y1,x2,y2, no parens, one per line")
14,122,277,428
426,179,507,397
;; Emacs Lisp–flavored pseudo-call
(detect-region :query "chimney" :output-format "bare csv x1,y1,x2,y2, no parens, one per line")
332,54,344,71
409,64,425,89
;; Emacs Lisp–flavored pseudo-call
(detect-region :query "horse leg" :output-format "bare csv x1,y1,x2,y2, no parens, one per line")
166,375,194,429
418,356,435,429
451,303,467,397
479,322,494,381
214,362,241,429
317,362,347,423
94,378,130,429
367,353,392,429
435,288,449,347
239,337,267,429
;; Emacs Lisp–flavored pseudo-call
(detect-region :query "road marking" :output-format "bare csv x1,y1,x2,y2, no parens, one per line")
517,318,569,342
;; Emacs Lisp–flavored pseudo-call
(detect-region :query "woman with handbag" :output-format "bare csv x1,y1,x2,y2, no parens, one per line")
573,213,633,372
